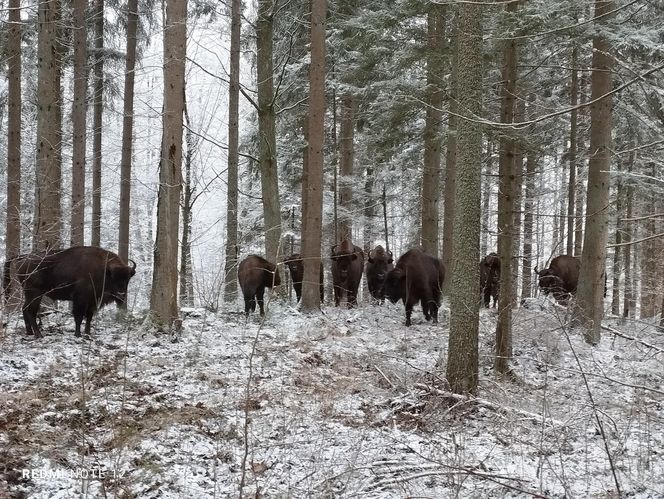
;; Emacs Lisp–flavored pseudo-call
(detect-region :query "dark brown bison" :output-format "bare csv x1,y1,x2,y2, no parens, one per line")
238,255,281,316
283,253,324,303
480,252,500,308
384,248,445,326
535,255,581,305
3,246,136,338
366,245,394,304
330,239,364,307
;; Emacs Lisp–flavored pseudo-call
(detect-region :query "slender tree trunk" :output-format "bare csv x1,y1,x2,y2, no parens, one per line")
622,148,635,318
421,4,444,256
444,0,483,395
338,94,354,241
363,165,374,251
382,182,389,250
6,0,21,263
256,0,282,263
521,129,536,299
512,99,524,302
91,0,104,247
300,0,326,310
34,0,62,251
610,176,624,315
480,141,492,256
567,46,578,255
70,0,87,246
224,0,241,302
495,0,519,374
639,163,658,318
150,0,186,328
574,0,615,344
118,0,138,264
441,21,458,286
180,107,195,307
574,73,590,257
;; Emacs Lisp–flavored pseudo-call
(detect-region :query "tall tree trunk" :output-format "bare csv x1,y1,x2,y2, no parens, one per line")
512,99,524,303
338,94,354,241
573,0,615,344
91,0,104,247
574,73,590,257
224,0,241,302
567,46,579,255
639,163,658,318
610,176,624,315
150,0,186,328
445,0,483,395
480,141,492,256
300,0,326,310
363,165,374,251
421,4,444,256
521,128,536,299
118,0,138,265
180,107,195,307
70,0,87,246
34,0,62,251
622,148,635,318
256,0,282,263
441,20,458,288
495,0,519,374
6,0,21,263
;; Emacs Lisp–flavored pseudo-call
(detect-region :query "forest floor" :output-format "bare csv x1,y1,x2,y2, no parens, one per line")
0,296,663,498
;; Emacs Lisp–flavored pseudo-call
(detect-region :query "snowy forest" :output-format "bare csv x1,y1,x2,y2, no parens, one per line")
1,0,664,496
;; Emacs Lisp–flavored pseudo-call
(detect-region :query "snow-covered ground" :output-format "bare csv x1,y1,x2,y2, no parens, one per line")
1,297,663,498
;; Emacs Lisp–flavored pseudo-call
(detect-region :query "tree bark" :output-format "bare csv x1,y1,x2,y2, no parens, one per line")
445,0,483,395
34,0,62,251
573,0,615,344
480,141,492,257
300,0,326,310
6,0,21,263
421,4,444,257
70,0,88,246
257,0,282,263
118,0,138,265
150,0,186,328
338,94,354,241
180,107,195,307
495,0,519,374
622,148,635,318
521,95,537,299
441,21,458,286
610,176,624,315
224,0,241,302
91,0,104,247
567,46,579,255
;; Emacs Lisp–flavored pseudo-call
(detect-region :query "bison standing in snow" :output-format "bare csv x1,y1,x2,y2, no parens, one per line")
366,245,394,304
238,255,281,316
480,252,500,308
535,255,581,305
384,248,445,326
330,239,364,307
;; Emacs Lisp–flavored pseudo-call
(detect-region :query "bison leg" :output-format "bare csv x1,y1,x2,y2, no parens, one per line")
421,299,432,321
429,301,439,323
72,302,86,337
347,289,358,308
404,302,414,326
84,309,95,337
256,287,265,316
243,293,256,316
293,282,303,302
22,292,43,338
333,286,342,307
482,287,491,308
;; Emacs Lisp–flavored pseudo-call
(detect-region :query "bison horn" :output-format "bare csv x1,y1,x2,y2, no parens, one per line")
128,259,137,271
533,265,539,275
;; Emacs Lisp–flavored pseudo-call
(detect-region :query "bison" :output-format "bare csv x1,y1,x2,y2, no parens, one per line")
238,255,281,316
3,246,136,338
535,254,581,305
366,245,394,304
384,248,445,326
330,239,364,307
480,252,500,308
283,253,324,303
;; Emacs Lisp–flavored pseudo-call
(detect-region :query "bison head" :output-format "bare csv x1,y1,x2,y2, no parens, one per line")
383,268,404,304
368,246,393,283
535,268,564,297
331,244,358,280
105,259,137,306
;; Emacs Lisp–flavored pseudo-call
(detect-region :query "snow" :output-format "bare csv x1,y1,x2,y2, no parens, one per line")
1,297,663,498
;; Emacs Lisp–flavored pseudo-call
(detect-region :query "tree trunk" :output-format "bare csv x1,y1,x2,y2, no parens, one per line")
480,141,492,256
495,0,519,374
421,4,444,257
610,176,624,315
639,163,658,318
257,0,282,263
69,0,87,246
34,0,62,251
444,0,483,395
6,0,21,263
521,95,537,299
224,0,241,302
338,94,354,241
442,21,458,286
622,148,635,318
512,99,524,302
118,0,138,265
363,165,374,251
566,46,578,255
180,107,195,307
150,0,186,329
573,0,615,344
91,0,104,247
300,0,326,310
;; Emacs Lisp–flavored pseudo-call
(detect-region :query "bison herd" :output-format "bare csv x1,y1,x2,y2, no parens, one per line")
0,240,604,339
